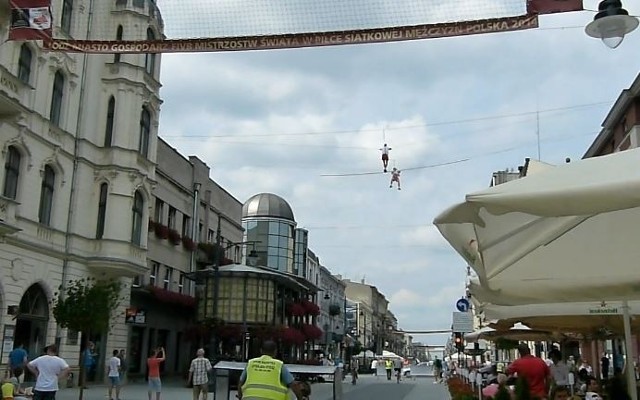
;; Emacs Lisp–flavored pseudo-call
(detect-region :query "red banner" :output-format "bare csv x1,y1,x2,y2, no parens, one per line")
527,0,583,15
43,14,539,54
8,0,52,41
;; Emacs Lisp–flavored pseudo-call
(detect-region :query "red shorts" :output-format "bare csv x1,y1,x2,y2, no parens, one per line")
382,154,389,160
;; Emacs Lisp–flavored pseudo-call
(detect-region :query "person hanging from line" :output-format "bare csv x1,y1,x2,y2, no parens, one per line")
389,167,401,190
379,143,392,172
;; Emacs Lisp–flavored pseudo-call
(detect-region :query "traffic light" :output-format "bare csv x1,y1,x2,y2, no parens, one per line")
454,332,464,351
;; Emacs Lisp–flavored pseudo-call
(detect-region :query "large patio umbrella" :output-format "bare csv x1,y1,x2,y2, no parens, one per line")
433,147,640,399
482,300,640,336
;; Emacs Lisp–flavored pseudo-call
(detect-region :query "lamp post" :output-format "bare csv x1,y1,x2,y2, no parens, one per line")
188,182,201,295
586,0,638,49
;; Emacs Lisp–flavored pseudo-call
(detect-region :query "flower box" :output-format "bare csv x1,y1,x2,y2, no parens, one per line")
301,324,323,340
182,236,197,251
154,223,169,239
147,285,196,308
286,302,306,317
168,229,181,245
301,299,320,316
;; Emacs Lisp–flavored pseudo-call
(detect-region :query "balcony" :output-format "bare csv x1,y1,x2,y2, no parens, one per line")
0,196,20,236
81,238,148,277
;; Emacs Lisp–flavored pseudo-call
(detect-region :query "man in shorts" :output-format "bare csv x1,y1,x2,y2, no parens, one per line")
380,144,392,172
187,348,212,400
106,349,121,400
147,347,165,400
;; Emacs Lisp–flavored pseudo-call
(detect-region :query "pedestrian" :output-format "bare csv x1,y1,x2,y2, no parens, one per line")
26,344,70,400
117,349,127,383
384,358,393,380
187,348,212,400
601,352,610,380
8,344,28,383
106,349,121,400
147,347,165,400
434,356,443,383
82,342,95,388
370,358,378,377
506,343,551,400
237,340,307,400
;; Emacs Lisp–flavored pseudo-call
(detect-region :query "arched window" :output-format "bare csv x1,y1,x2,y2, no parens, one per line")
17,44,32,84
138,107,151,157
96,183,108,239
3,146,21,199
131,190,144,245
50,71,64,126
104,96,116,147
38,165,55,225
114,25,123,63
144,28,156,76
61,0,73,33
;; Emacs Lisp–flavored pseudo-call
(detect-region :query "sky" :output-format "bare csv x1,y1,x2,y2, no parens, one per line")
153,0,640,347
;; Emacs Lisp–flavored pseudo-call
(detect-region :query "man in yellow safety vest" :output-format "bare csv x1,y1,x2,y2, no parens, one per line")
238,340,307,400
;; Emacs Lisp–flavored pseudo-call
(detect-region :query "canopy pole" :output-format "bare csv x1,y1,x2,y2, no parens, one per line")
622,300,637,400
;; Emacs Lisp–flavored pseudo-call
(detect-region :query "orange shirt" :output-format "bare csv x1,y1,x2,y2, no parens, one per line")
147,357,163,378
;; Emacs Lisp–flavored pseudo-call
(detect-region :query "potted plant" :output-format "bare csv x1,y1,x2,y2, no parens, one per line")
154,223,169,239
168,229,181,245
182,236,197,251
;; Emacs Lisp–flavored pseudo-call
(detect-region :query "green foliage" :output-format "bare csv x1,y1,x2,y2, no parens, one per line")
51,278,122,334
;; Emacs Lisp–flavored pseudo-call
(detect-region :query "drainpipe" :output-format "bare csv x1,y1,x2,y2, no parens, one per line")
189,182,201,294
56,0,94,347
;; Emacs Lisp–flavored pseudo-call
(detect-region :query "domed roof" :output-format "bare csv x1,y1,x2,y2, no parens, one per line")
242,193,295,222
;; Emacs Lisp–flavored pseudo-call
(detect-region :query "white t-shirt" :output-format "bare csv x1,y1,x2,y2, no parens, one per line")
550,361,570,385
108,356,121,377
381,146,390,155
28,355,69,391
371,360,378,369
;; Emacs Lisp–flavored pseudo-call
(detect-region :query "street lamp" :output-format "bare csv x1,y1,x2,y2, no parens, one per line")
586,0,638,49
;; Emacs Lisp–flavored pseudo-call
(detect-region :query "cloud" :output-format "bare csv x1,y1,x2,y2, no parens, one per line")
157,1,640,347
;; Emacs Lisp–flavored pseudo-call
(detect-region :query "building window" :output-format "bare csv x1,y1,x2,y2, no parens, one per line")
114,25,123,63
207,229,215,243
139,107,151,157
178,273,185,294
50,71,64,126
131,190,144,245
17,44,32,84
38,165,55,225
96,183,108,239
182,215,191,238
168,206,176,229
144,28,156,76
66,330,79,345
149,262,159,286
104,96,115,147
132,275,142,287
154,198,164,223
3,146,21,199
163,267,172,290
61,0,73,33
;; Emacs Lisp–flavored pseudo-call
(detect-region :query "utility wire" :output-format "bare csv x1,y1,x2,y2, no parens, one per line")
160,100,612,139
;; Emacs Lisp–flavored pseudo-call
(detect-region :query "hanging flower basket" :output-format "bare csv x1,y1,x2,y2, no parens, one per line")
328,304,342,316
154,223,169,239
286,302,306,317
301,299,320,316
168,229,181,245
282,327,306,345
301,324,323,340
182,236,197,251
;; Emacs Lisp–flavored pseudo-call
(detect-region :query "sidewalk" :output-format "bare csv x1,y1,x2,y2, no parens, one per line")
55,377,339,400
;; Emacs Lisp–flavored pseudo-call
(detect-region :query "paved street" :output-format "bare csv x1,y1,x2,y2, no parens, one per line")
53,374,450,400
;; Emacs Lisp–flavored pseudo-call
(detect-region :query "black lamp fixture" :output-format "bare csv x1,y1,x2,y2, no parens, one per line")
586,0,638,49
324,293,330,300
247,249,259,266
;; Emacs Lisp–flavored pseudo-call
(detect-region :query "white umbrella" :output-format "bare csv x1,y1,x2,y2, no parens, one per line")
464,323,555,342
433,148,640,399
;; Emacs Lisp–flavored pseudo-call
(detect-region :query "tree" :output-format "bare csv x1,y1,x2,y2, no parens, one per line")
51,278,122,400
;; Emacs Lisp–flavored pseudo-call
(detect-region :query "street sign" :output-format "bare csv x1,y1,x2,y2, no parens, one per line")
456,298,470,312
452,311,474,333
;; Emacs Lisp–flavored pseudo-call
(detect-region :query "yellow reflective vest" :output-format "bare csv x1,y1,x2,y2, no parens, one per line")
241,355,289,400
385,360,393,369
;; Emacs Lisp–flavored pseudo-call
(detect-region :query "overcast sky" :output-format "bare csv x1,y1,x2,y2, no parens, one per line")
155,1,640,347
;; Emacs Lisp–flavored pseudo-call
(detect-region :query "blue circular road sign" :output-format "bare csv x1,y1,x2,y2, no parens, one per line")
456,298,470,312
